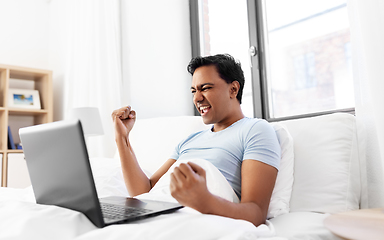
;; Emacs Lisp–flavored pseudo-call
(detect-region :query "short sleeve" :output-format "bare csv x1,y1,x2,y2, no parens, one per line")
243,120,281,170
169,144,180,160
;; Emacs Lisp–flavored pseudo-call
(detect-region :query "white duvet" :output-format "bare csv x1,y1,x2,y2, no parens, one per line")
0,158,287,240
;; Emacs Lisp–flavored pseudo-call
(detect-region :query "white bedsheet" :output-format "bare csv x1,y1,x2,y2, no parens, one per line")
0,158,287,240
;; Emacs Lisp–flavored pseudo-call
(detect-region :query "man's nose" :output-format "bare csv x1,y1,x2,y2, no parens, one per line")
193,91,204,102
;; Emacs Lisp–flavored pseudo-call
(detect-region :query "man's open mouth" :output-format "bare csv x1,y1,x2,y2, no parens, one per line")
199,105,211,115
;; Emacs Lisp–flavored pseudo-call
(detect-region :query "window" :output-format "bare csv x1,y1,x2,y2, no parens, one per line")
262,0,354,119
190,0,355,121
293,52,316,90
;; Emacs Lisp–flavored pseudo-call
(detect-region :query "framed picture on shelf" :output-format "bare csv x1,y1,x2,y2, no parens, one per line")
8,88,41,109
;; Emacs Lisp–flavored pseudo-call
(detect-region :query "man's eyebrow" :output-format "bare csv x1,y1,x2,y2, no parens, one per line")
191,83,214,90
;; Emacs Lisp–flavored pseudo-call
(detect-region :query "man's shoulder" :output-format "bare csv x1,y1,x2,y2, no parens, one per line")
238,118,276,139
238,117,270,129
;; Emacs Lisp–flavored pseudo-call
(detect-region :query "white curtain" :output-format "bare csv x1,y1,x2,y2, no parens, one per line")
62,0,123,158
348,0,384,207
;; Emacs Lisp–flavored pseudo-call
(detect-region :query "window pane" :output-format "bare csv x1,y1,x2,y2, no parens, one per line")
198,0,254,117
264,0,354,118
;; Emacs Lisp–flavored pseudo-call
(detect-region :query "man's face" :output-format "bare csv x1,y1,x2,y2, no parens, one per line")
191,65,234,125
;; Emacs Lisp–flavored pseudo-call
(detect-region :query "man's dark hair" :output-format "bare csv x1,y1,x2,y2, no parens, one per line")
187,54,245,104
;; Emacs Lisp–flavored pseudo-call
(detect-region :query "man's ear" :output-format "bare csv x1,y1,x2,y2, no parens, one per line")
230,81,240,98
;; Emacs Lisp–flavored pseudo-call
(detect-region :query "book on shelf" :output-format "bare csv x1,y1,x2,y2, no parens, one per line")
8,126,16,149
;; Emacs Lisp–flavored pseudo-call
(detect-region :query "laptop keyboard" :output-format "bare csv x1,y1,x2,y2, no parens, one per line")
101,202,153,220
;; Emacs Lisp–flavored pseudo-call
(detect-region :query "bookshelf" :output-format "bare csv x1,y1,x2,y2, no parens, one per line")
0,64,53,187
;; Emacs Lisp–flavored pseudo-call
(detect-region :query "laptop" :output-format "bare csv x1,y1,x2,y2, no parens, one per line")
19,119,183,228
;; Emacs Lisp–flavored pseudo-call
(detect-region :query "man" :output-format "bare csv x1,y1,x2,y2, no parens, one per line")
111,54,280,226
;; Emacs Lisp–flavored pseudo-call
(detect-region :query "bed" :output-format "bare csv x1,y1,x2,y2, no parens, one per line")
0,112,376,240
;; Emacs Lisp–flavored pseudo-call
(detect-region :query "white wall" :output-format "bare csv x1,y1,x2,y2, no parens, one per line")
0,0,50,69
48,0,69,122
121,0,194,119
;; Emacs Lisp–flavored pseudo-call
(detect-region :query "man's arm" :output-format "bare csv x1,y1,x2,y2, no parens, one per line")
117,135,175,195
112,106,175,196
170,160,277,226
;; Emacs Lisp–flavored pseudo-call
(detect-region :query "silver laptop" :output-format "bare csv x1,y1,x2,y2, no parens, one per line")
19,119,183,228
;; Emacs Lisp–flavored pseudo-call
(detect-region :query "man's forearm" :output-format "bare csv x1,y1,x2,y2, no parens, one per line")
116,136,151,196
200,193,266,227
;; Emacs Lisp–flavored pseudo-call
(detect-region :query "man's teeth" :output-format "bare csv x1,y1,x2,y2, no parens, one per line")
200,106,210,113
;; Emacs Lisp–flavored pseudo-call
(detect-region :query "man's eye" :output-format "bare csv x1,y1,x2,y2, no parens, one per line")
191,90,196,94
202,87,211,91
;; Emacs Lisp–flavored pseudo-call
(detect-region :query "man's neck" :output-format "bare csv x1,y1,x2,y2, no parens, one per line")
212,108,245,132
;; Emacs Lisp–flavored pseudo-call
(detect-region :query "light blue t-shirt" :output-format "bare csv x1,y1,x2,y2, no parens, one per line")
170,117,281,199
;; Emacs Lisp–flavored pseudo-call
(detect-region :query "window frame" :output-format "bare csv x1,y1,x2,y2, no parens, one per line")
189,0,201,60
189,0,201,116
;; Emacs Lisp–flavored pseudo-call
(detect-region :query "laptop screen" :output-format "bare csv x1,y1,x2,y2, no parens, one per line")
19,120,104,227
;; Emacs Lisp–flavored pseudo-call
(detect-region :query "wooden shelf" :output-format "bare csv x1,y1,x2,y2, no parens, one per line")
8,108,49,115
0,64,53,187
6,150,24,154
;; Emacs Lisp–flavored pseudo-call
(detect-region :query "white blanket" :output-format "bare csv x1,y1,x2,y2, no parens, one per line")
0,158,287,240
145,158,240,204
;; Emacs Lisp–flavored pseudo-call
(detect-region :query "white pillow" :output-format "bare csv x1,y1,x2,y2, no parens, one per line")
282,113,360,213
114,116,211,175
268,123,295,219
